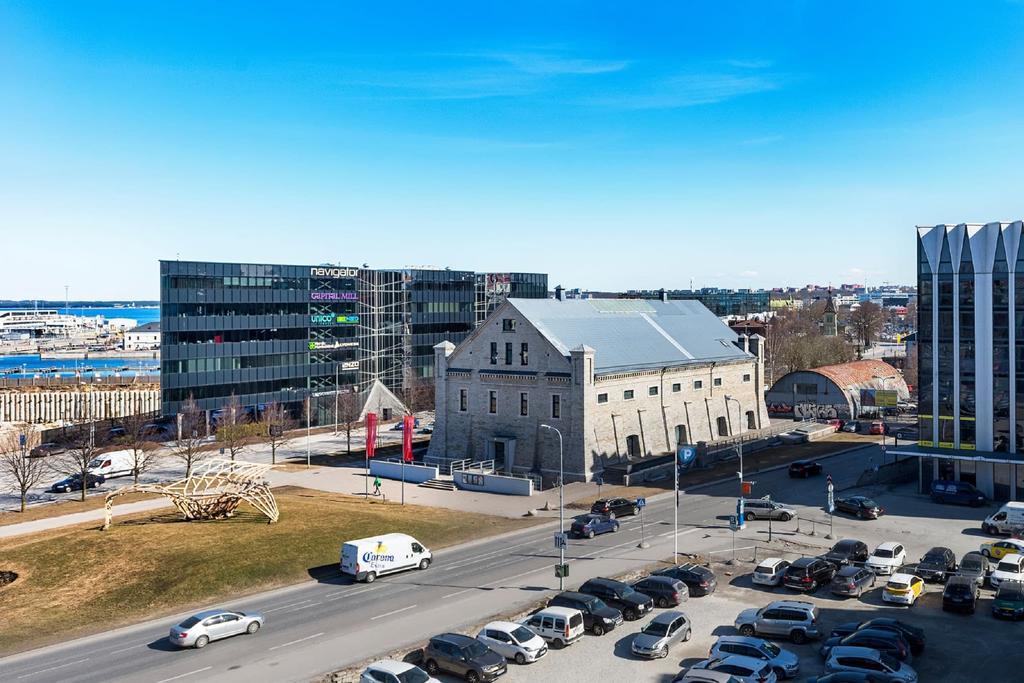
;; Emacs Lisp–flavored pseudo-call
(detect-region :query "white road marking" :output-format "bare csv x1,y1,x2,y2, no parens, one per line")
107,644,141,655
441,588,475,599
659,527,701,538
155,667,212,683
268,632,325,651
370,604,418,620
285,601,322,611
263,599,313,613
17,658,90,679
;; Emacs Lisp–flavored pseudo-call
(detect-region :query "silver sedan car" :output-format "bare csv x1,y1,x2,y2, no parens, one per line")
169,609,264,648
631,610,690,659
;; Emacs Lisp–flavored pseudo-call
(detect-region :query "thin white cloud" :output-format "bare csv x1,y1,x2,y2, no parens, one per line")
726,58,774,69
588,71,783,109
739,270,760,278
491,52,630,75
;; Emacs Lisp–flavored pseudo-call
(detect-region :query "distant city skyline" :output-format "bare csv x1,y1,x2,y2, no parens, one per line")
4,3,1024,298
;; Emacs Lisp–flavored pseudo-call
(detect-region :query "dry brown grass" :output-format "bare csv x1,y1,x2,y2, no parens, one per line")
0,491,156,526
0,486,540,654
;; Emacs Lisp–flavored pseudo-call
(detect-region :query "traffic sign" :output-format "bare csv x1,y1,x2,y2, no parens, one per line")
827,488,835,513
880,445,887,453
553,532,567,549
19,434,26,448
637,497,647,509
729,515,739,532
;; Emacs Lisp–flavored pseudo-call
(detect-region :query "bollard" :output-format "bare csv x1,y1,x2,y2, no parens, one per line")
809,519,816,536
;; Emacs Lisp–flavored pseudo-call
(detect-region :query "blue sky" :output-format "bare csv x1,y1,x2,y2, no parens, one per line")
3,2,1024,299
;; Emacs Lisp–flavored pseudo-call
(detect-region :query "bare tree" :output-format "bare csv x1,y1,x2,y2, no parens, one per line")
336,390,363,455
50,424,102,502
0,427,47,512
171,396,209,478
851,302,885,348
260,401,292,465
116,411,160,484
215,394,253,461
401,377,435,413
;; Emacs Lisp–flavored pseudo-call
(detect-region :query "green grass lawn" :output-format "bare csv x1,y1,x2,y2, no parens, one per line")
0,486,539,653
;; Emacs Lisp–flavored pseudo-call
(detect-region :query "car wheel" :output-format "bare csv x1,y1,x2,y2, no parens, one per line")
657,596,669,608
466,671,480,683
553,638,565,649
779,513,792,522
419,558,431,570
364,571,377,583
592,623,605,636
790,630,807,645
773,667,786,680
194,635,210,649
683,628,691,642
738,624,755,637
810,580,819,592
246,621,260,635
658,645,669,659
625,608,637,621
514,652,527,665
613,523,620,532
632,507,639,516
984,524,996,535
425,660,439,675
745,512,756,521
587,530,595,539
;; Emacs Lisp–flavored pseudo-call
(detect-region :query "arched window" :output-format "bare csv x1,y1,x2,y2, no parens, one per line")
675,424,688,446
746,410,756,430
625,434,641,458
716,416,729,437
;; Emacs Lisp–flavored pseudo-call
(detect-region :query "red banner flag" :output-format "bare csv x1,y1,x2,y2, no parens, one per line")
402,414,414,462
365,412,377,459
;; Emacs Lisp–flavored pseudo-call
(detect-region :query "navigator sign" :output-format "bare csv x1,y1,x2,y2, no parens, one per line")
310,266,359,278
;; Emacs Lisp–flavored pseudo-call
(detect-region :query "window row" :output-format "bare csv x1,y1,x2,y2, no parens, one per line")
596,376,740,403
459,389,561,418
163,353,312,374
167,275,311,290
489,342,529,366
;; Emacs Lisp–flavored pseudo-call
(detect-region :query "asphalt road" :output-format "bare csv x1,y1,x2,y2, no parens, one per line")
1,443,878,683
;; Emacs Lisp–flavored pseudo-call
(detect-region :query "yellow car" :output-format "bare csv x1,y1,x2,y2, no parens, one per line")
981,539,1024,561
882,573,924,606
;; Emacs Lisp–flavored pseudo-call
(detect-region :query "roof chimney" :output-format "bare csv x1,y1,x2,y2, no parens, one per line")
555,285,564,301
659,288,668,303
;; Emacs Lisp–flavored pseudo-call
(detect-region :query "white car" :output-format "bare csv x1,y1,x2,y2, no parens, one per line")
990,553,1024,588
825,646,918,682
865,542,907,575
476,621,547,664
752,558,790,587
360,660,439,683
692,654,778,683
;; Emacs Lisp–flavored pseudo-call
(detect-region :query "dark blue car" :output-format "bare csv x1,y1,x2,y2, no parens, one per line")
49,473,105,493
570,513,619,538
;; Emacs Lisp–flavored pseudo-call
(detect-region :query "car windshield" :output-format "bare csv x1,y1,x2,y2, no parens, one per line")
760,641,780,656
463,641,489,658
643,621,670,636
510,626,534,643
178,616,201,628
998,585,1024,600
873,548,894,558
859,499,877,507
998,561,1021,573
923,553,943,563
961,557,982,571
755,564,777,573
880,652,900,671
396,669,430,683
887,579,909,589
620,585,637,597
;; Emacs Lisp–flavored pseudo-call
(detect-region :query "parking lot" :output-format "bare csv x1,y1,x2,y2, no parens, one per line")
421,480,1024,682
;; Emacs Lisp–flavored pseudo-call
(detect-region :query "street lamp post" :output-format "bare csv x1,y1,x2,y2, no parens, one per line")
541,424,565,590
872,375,890,465
724,395,744,500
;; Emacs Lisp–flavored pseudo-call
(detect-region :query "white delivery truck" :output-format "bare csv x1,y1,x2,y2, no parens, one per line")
983,501,1024,535
340,533,432,583
87,450,138,479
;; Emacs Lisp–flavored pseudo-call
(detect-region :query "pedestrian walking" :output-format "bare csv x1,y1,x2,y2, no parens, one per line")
373,476,382,496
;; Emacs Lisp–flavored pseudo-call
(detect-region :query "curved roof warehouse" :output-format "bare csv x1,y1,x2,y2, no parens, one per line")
766,359,909,420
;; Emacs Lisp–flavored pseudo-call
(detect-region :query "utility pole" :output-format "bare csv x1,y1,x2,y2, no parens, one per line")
542,424,565,590
334,365,339,436
306,395,311,469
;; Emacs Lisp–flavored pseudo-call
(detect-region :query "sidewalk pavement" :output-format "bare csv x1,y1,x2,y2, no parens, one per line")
0,498,173,540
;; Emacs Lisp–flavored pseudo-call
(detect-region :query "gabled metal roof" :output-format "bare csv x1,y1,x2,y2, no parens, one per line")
507,298,750,374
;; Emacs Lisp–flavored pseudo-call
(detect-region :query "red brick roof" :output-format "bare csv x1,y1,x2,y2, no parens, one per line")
811,359,907,394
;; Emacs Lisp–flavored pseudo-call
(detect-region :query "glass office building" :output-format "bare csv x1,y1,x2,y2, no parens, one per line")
160,261,546,417
629,288,771,317
893,222,1024,500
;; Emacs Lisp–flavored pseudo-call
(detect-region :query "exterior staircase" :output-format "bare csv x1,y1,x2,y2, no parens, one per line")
419,477,457,491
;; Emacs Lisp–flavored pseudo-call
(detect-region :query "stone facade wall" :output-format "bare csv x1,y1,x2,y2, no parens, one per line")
426,302,770,484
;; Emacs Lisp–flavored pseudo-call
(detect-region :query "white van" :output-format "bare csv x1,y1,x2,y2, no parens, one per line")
523,606,585,649
87,450,137,479
983,502,1024,535
340,533,431,583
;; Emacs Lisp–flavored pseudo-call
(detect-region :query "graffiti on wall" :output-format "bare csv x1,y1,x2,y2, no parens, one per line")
794,402,845,419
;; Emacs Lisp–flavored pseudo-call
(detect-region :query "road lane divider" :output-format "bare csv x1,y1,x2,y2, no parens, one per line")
269,632,325,651
370,605,418,621
155,666,213,683
16,657,90,679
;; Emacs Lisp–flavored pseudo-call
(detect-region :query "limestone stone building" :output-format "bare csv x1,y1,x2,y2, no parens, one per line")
426,297,769,483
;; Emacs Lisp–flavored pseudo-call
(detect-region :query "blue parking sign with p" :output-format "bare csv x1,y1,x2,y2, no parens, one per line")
678,445,697,471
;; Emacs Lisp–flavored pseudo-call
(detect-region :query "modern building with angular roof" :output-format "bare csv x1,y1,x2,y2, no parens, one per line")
426,294,769,483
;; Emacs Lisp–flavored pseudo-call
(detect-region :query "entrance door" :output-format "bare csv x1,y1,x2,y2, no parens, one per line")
493,440,506,469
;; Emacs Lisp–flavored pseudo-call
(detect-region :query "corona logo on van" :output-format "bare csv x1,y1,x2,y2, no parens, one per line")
361,541,395,564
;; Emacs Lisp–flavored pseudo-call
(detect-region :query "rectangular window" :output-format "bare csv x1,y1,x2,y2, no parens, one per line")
490,342,498,365
520,392,529,416
551,394,561,419
459,388,467,412
502,318,516,332
649,386,659,396
713,378,722,387
505,342,513,365
672,383,681,392
520,342,528,366
795,382,817,395
624,389,635,400
597,393,608,404
742,374,751,382
693,380,703,390
489,391,497,414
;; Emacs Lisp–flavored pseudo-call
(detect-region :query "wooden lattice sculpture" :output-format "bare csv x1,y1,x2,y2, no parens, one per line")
102,459,279,530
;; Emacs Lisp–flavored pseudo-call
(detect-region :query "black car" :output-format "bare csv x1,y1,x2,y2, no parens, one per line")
820,628,911,662
547,591,623,636
631,575,688,608
830,566,876,597
49,473,105,493
789,460,823,478
823,539,870,567
828,618,925,656
654,563,717,596
783,557,836,592
107,426,127,439
589,497,639,519
578,577,653,621
569,514,619,538
422,633,507,682
917,547,957,582
956,552,991,587
29,442,66,458
833,496,885,519
942,575,979,613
